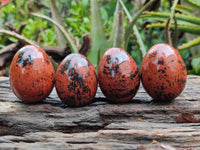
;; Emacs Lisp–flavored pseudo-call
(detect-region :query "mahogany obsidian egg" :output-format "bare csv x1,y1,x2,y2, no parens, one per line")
55,53,98,107
9,45,55,103
141,43,187,101
98,47,140,103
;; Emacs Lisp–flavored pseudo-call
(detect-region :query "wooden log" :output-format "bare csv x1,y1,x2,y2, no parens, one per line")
0,75,199,149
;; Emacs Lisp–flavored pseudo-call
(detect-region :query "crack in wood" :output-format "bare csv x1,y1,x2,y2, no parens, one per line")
0,75,200,149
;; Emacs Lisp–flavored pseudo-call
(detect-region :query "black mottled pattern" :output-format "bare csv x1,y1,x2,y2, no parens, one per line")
141,43,188,101
60,54,89,74
157,60,164,65
105,83,140,100
17,48,37,67
144,57,186,101
103,49,129,77
106,55,111,64
59,54,92,106
130,69,139,80
103,57,119,76
114,69,139,100
46,59,50,64
178,60,187,75
67,67,91,101
99,48,140,102
148,51,157,59
60,59,72,75
151,90,176,102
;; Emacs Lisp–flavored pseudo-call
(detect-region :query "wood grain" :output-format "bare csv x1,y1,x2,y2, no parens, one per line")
0,75,199,149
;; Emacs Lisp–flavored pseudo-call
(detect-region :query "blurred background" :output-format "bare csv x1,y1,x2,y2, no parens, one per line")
0,0,200,77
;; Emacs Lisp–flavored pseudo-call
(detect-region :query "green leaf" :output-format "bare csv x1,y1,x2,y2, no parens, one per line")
122,0,155,51
8,37,18,43
0,29,39,46
184,0,200,9
132,26,146,57
141,12,200,26
119,0,154,57
82,0,89,11
146,23,200,34
0,44,5,49
40,29,57,46
101,7,108,21
175,4,194,15
169,0,179,25
88,0,108,67
113,11,124,49
178,36,200,50
49,0,67,48
191,57,200,74
31,13,78,53
108,0,119,48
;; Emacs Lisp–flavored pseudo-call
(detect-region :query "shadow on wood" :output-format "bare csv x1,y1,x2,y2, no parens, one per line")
0,75,199,149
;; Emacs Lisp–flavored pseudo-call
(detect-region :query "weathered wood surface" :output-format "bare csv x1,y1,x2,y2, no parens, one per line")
0,75,200,150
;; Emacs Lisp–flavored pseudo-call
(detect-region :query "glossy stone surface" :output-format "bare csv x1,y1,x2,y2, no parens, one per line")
55,53,97,107
9,45,55,103
98,47,140,103
141,43,187,101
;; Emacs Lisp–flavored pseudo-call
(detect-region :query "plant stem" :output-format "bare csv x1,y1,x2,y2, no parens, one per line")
31,13,78,53
0,29,39,46
169,0,179,26
0,29,59,72
119,0,155,57
165,17,172,46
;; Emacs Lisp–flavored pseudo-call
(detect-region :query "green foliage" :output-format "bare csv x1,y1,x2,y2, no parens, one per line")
23,19,47,40
147,23,200,34
22,18,57,46
141,12,200,26
178,36,200,50
108,1,120,48
88,0,108,67
31,12,78,53
190,57,200,74
87,0,154,68
0,2,21,44
0,0,57,46
141,0,200,75
40,28,57,46
0,1,29,27
119,0,148,55
49,0,67,47
184,0,200,9
175,4,194,15
113,11,124,49
63,0,90,37
99,0,122,36
141,0,200,51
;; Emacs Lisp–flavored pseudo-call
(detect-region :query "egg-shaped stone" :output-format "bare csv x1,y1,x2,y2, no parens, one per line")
9,45,55,103
98,47,140,103
141,43,187,101
55,53,97,107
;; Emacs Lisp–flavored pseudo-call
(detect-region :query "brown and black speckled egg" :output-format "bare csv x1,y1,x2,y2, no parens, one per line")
141,43,187,101
55,53,98,107
9,45,55,103
98,47,140,103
